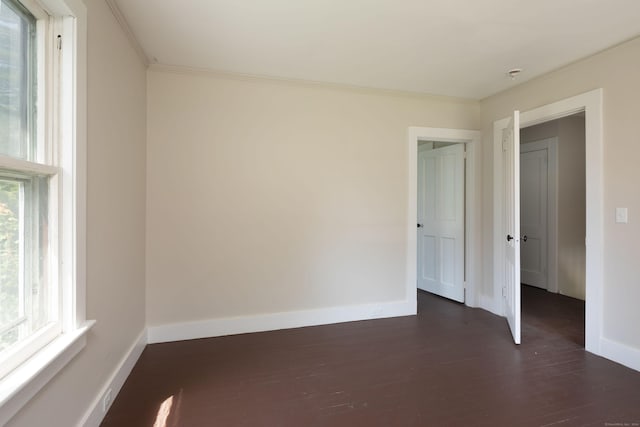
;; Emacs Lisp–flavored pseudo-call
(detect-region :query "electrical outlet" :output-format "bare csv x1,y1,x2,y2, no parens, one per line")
103,388,113,413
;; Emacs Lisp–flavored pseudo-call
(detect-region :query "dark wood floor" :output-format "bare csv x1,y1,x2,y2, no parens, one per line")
102,288,640,426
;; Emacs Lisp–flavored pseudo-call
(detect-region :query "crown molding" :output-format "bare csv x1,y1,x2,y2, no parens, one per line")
104,0,149,66
148,63,479,104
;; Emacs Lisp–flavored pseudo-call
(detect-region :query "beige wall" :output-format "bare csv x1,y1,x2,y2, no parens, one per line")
481,36,640,348
521,115,586,300
145,70,480,326
7,0,147,425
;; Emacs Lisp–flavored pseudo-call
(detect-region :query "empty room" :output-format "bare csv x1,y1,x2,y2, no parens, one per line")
1,0,639,426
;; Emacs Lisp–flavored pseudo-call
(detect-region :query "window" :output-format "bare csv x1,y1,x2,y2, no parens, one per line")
0,0,60,380
0,0,88,422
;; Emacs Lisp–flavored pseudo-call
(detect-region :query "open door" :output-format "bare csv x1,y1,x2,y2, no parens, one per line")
502,111,521,344
417,143,465,303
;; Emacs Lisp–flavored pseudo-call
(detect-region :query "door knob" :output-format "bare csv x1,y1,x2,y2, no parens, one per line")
522,235,528,242
506,234,514,241
417,223,423,228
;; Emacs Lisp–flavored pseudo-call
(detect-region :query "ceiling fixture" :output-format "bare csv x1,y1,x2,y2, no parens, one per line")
507,68,523,80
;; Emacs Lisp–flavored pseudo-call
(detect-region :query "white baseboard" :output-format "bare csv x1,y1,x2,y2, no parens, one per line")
476,294,502,317
80,329,147,427
599,337,640,372
148,299,415,344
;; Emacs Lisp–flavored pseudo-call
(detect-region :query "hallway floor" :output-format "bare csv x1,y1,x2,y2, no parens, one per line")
522,284,585,347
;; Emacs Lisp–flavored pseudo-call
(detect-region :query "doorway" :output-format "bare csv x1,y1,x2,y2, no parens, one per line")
520,113,586,346
493,89,603,355
406,127,481,311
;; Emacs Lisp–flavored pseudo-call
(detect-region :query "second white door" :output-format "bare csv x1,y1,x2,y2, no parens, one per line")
417,143,465,303
520,144,549,289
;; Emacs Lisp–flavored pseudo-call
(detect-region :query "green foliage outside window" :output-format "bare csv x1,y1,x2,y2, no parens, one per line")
0,180,20,351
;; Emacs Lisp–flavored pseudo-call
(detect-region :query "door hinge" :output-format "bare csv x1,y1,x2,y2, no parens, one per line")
57,35,62,51
502,286,506,297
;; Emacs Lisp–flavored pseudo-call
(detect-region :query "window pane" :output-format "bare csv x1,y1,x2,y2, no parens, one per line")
0,175,49,354
0,0,37,160
0,179,21,350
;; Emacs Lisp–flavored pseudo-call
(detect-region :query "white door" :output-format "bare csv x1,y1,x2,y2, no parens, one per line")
417,143,465,303
502,111,521,344
520,145,548,289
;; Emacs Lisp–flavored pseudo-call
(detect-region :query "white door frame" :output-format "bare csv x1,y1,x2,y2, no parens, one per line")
493,89,603,355
520,138,558,294
407,127,482,310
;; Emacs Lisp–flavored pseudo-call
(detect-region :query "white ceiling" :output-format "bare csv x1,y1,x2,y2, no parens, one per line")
115,0,640,99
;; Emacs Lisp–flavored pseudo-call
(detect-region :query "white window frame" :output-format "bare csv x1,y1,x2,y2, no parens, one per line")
0,0,91,424
0,0,60,380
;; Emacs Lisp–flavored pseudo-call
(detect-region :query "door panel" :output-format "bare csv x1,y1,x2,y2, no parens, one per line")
503,111,521,344
440,237,455,285
422,236,436,281
520,147,548,289
417,144,465,303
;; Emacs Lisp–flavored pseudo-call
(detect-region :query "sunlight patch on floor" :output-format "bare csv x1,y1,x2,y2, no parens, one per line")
153,395,174,427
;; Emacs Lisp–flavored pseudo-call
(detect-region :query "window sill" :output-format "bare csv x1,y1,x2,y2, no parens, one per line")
0,320,96,426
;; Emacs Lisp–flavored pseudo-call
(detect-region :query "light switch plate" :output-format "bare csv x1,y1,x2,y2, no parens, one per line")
615,207,628,224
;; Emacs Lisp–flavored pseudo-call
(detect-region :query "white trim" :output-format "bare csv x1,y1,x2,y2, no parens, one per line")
0,156,59,176
407,127,482,308
19,0,49,19
148,300,414,344
38,0,84,16
0,323,61,380
600,338,640,373
477,294,501,316
407,132,418,311
70,0,88,327
0,321,94,426
493,120,506,316
80,329,147,427
520,138,559,294
104,0,149,66
492,89,603,356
